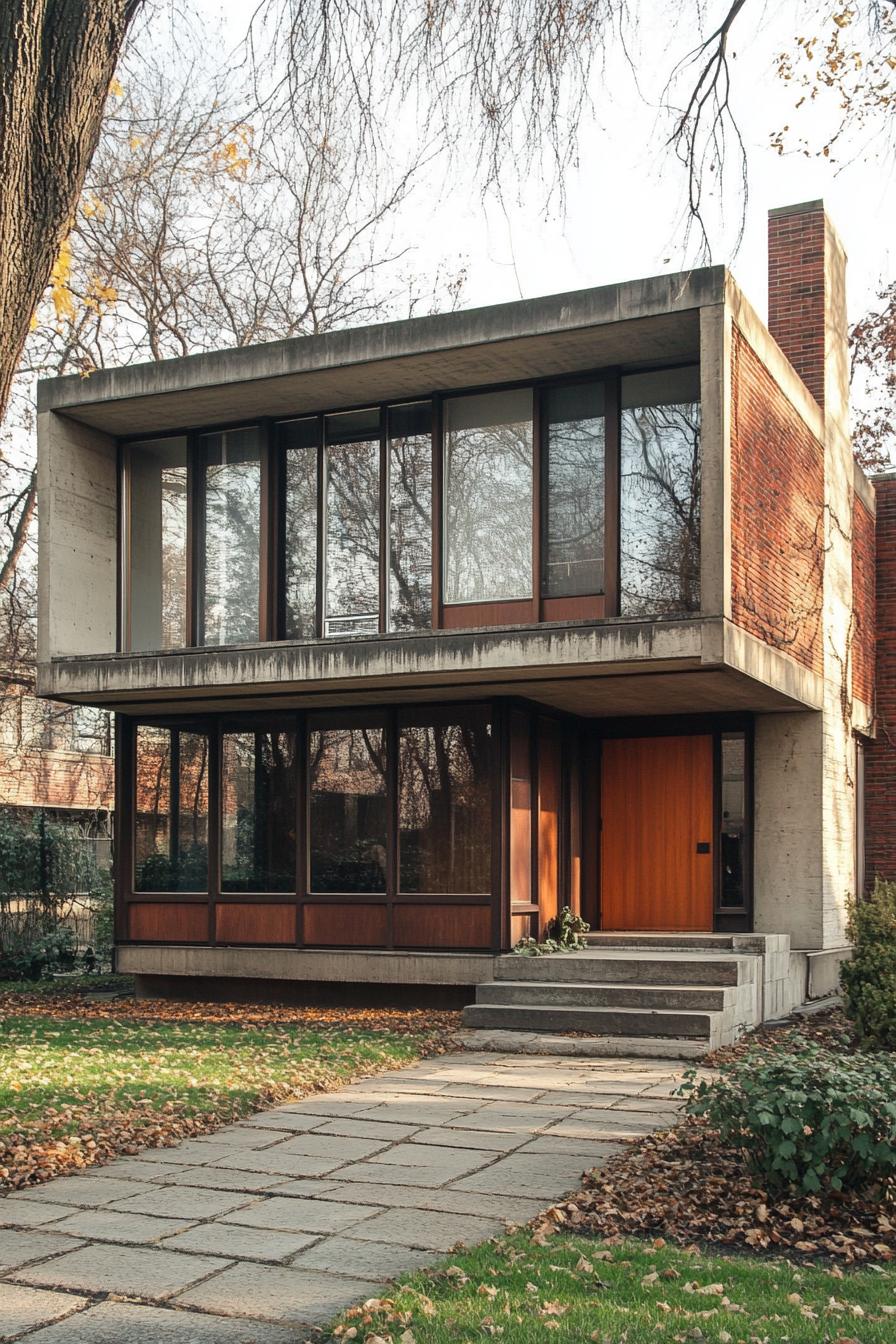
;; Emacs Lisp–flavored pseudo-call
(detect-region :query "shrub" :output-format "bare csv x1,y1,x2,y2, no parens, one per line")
682,1042,896,1195
841,878,896,1049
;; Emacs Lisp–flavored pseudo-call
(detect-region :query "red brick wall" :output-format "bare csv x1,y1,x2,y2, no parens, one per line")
768,204,826,407
865,479,896,885
730,326,825,675
852,493,876,707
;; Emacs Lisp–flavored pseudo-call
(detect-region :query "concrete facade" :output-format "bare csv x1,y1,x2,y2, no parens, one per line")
34,201,875,986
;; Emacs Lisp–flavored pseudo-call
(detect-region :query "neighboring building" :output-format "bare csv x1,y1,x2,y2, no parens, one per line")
0,686,113,841
33,199,885,1046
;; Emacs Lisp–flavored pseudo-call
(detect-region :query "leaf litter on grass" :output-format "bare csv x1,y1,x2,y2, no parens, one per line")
0,990,461,1189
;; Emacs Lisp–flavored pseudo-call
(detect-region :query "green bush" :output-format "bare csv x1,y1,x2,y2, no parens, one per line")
682,1042,896,1195
841,878,896,1049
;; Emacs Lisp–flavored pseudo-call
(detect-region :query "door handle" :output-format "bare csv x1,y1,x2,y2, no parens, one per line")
696,841,711,854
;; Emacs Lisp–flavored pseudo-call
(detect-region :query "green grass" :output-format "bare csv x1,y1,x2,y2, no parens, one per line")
331,1231,896,1343
0,1013,431,1144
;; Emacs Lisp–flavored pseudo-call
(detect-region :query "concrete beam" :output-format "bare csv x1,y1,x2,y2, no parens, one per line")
117,944,496,985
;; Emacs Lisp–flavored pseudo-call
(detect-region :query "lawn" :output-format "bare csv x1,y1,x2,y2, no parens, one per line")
331,1230,896,1343
0,982,459,1188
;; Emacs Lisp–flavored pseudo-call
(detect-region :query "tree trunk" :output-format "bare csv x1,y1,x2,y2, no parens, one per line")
0,0,142,423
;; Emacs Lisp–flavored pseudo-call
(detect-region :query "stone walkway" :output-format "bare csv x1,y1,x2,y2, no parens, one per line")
1,1051,690,1342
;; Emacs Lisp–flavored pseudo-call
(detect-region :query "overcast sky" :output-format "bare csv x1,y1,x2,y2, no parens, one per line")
157,2,896,327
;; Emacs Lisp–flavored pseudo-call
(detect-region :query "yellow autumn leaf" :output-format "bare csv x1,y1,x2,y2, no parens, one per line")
109,76,124,97
50,238,75,322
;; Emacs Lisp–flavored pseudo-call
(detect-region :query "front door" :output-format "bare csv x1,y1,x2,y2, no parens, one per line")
600,735,714,931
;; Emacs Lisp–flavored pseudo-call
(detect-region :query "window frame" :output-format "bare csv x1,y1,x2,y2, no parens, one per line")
117,362,699,652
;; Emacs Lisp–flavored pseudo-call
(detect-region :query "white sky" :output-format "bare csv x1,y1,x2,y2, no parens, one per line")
151,2,896,327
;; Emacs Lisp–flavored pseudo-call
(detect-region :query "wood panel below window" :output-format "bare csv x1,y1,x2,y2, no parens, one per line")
128,902,208,943
393,903,491,949
303,902,389,947
215,903,296,945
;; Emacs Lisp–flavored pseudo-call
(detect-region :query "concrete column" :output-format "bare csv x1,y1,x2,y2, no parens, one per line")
37,410,117,662
698,303,730,619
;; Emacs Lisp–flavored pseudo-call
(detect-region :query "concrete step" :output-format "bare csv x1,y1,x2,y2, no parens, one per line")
459,1028,707,1060
477,980,731,1012
462,1001,717,1040
495,949,751,987
584,932,737,951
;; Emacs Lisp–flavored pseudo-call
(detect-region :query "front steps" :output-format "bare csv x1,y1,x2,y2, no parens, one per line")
461,934,804,1058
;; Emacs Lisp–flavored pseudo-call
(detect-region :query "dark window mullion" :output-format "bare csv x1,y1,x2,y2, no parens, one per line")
379,404,388,633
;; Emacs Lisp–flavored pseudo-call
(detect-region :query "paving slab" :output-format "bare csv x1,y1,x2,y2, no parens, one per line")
451,1150,615,1198
7,1177,152,1208
107,1186,256,1221
309,1116,423,1141
159,1221,318,1262
219,1195,378,1235
270,1132,391,1161
330,1155,485,1187
319,1179,546,1220
348,1206,506,1251
11,1242,232,1299
367,1142,495,1174
290,1234,433,1279
352,1099,481,1125
48,1209,197,1245
88,1160,189,1182
240,1110,330,1132
0,1284,87,1340
18,1301,300,1343
409,1125,525,1152
214,1149,343,1177
0,1228,86,1272
175,1261,381,1326
191,1126,286,1150
159,1165,292,1193
0,1200,69,1229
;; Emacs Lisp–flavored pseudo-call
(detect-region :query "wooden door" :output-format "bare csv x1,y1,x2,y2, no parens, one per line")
600,735,714,931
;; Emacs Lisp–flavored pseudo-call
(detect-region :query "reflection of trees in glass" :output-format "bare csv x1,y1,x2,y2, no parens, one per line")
445,392,533,604
221,731,296,892
202,429,260,646
389,433,432,630
620,400,701,616
399,715,492,893
325,441,380,635
135,727,208,892
160,466,188,646
284,446,317,638
544,391,605,597
309,726,387,891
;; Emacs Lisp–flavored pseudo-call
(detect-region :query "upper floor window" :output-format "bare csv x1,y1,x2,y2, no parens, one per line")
444,390,533,605
620,366,701,616
200,428,262,646
124,436,188,652
120,365,700,651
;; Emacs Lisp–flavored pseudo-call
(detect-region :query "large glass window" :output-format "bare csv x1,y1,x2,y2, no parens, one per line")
282,417,319,639
309,724,387,891
543,383,605,597
620,367,701,617
134,726,208,891
720,732,746,908
398,709,492,893
388,402,432,630
324,410,381,637
200,427,261,646
126,437,188,651
444,390,533,604
221,730,296,891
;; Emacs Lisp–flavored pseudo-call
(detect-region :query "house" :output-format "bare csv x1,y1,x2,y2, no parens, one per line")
34,200,890,1050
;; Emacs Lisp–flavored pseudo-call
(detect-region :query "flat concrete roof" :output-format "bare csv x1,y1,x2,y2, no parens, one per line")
36,266,724,436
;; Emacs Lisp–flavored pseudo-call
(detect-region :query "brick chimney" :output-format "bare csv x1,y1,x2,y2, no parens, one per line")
768,200,848,423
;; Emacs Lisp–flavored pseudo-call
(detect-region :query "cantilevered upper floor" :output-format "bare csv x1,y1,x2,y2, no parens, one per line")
35,212,873,726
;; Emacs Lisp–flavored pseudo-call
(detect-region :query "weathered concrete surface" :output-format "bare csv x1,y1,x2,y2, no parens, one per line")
1,1051,690,1342
119,945,497,985
37,270,721,434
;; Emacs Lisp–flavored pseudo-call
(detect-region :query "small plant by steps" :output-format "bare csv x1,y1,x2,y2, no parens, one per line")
512,905,590,956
